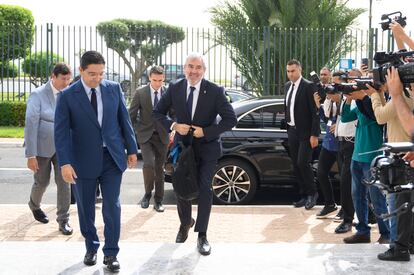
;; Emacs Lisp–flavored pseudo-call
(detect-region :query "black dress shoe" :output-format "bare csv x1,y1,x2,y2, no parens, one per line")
197,236,211,256
334,221,352,234
293,198,307,208
59,222,73,235
32,209,49,224
305,193,319,210
83,251,97,266
377,247,410,261
175,218,195,243
154,202,165,212
103,256,120,272
316,204,337,218
140,194,151,209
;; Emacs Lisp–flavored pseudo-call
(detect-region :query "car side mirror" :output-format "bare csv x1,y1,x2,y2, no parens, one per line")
280,118,287,130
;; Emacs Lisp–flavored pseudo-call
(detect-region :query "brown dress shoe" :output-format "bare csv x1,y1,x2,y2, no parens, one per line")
343,233,370,244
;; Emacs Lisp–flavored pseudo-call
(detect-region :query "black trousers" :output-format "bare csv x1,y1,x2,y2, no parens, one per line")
287,127,316,196
337,140,355,223
177,158,217,233
395,190,414,251
317,147,338,206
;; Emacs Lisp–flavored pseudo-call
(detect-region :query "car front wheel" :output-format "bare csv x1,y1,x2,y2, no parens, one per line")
212,159,257,205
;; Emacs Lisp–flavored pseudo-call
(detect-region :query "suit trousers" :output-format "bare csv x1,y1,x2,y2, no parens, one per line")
139,132,168,202
317,147,338,206
72,148,122,256
287,127,316,196
177,158,217,233
337,140,355,223
394,190,414,251
28,154,70,223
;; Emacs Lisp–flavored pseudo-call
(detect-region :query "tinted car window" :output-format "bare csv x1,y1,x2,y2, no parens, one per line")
237,108,262,128
262,105,285,129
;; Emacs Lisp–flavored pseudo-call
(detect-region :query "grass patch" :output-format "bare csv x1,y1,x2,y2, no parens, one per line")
0,126,24,138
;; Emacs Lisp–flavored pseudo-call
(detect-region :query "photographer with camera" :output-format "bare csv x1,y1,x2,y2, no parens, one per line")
375,20,414,261
312,68,339,219
341,86,390,244
365,80,414,245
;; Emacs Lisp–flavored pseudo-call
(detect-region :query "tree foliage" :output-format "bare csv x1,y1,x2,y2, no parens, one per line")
0,5,35,71
97,19,185,97
21,52,64,87
210,0,365,95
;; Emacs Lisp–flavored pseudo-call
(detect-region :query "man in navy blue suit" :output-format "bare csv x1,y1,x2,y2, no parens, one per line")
54,51,138,272
153,53,237,256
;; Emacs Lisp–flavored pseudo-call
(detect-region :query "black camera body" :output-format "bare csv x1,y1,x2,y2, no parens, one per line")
309,71,327,102
373,50,414,86
366,142,414,193
380,11,407,31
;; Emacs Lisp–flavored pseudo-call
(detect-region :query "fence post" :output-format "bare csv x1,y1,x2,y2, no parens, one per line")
46,23,53,78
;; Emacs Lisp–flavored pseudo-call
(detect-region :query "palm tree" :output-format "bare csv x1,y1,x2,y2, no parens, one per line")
210,0,364,95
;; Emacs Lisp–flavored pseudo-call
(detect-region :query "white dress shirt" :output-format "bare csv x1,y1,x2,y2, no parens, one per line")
81,78,103,127
286,76,302,126
187,80,201,120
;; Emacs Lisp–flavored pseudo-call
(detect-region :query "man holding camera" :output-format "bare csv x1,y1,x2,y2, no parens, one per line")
374,21,414,261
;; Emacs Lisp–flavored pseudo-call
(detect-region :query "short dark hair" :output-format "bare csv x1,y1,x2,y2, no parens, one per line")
80,51,105,69
149,66,164,76
287,59,301,67
52,62,71,77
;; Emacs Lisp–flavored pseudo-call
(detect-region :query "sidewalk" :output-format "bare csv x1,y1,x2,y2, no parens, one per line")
1,204,413,274
0,138,24,148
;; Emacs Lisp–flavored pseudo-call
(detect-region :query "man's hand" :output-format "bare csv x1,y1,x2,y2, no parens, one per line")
127,154,137,168
329,123,336,134
192,125,204,138
173,123,191,135
61,164,77,184
403,151,414,168
310,136,318,149
27,158,39,173
313,92,321,108
390,21,405,40
385,67,404,98
364,84,378,96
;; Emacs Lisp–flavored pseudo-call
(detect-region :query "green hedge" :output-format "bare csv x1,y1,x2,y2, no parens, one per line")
0,101,26,126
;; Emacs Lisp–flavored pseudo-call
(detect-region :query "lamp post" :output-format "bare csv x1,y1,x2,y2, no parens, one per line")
368,0,373,69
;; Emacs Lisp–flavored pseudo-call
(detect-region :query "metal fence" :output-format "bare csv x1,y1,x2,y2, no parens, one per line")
0,24,405,102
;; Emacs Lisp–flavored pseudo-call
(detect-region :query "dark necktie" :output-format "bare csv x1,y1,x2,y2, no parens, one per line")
286,83,295,123
153,90,159,109
187,86,196,119
91,88,97,117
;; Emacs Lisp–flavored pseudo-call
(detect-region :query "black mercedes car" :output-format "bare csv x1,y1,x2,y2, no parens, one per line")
166,97,338,205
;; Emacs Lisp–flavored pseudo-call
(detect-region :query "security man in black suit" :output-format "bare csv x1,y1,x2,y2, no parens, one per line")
284,59,320,210
153,53,237,256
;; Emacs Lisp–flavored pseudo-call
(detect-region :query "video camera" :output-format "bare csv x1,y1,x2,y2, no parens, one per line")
363,142,414,220
373,50,414,86
363,142,414,194
380,11,407,31
310,71,377,95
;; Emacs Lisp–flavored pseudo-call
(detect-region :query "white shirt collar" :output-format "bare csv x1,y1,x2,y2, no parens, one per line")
50,80,60,97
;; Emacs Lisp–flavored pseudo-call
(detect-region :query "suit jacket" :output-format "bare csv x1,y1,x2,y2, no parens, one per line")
54,79,138,178
129,85,169,145
24,81,57,158
284,78,320,140
153,78,237,161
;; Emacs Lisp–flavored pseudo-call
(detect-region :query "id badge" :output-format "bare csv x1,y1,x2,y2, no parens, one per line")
327,120,332,126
